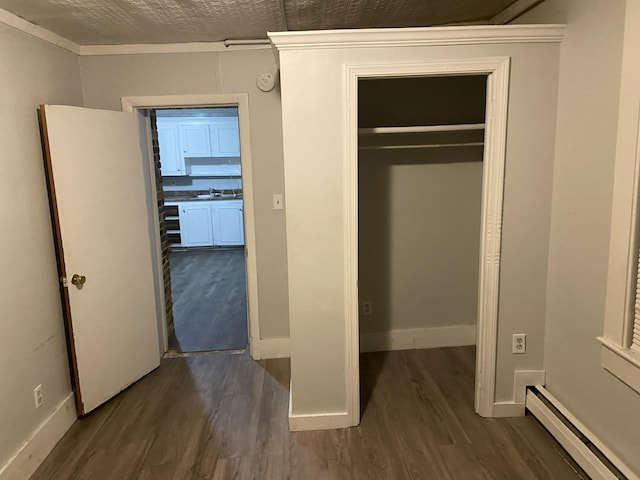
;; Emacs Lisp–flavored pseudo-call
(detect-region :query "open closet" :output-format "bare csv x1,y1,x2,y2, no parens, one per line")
358,75,488,357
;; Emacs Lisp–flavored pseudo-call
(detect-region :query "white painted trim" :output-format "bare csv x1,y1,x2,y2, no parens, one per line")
269,25,565,51
343,57,511,424
488,369,545,417
360,325,476,353
343,62,360,429
598,336,640,394
251,337,290,360
80,42,270,56
120,94,261,360
513,369,546,404
289,411,351,431
288,383,349,431
0,393,76,480
527,387,639,480
491,401,525,417
0,7,80,54
490,0,545,25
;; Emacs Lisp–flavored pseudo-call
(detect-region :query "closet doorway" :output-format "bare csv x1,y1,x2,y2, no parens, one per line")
358,75,487,411
344,58,510,423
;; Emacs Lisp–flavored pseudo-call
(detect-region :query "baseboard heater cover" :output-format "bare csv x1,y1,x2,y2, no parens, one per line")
526,386,635,480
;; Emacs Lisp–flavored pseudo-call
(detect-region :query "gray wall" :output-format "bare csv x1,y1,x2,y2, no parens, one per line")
79,49,290,340
0,24,83,467
516,0,640,471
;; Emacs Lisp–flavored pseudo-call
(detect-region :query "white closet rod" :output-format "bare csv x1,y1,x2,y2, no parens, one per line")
359,142,484,151
358,123,485,135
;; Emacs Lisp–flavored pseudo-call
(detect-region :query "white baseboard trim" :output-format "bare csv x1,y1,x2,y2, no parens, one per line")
0,393,76,480
513,369,546,404
289,410,351,431
360,325,476,353
288,386,352,431
527,386,638,480
488,370,546,418
250,337,290,360
491,401,525,417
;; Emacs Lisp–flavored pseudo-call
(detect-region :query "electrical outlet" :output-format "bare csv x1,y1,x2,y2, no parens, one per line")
273,194,283,210
34,385,43,409
362,301,373,316
512,334,526,354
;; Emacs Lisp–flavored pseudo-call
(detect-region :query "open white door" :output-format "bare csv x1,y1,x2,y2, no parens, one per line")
40,105,160,415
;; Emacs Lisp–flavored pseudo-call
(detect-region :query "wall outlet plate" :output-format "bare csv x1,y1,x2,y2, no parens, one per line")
362,301,373,316
512,334,526,354
34,384,43,409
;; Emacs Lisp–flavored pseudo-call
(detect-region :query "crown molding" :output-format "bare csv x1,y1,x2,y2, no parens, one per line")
268,24,566,51
79,42,270,56
0,7,80,54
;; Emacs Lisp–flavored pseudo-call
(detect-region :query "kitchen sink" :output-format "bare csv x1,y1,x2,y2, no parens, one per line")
195,193,242,199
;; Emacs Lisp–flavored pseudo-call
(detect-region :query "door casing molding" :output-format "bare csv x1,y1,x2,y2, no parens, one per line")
121,94,261,358
343,57,511,424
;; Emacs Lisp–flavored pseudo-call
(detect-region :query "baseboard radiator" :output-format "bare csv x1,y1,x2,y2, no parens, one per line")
526,386,635,480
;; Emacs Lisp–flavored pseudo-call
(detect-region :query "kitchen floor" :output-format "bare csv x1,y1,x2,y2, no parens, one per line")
168,248,247,352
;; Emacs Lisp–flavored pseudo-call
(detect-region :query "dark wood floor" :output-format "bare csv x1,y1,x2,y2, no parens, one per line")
168,248,247,353
30,347,585,479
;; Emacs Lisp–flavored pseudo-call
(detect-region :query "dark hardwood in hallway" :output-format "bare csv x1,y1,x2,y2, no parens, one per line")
30,347,585,480
168,248,247,353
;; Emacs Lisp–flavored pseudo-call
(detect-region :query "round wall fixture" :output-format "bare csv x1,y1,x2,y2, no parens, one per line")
257,72,276,92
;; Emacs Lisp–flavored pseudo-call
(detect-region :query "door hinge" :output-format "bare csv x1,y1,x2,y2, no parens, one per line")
61,276,68,288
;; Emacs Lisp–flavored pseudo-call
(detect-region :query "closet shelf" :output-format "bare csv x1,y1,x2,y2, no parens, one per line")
359,123,485,151
359,142,484,151
358,123,485,135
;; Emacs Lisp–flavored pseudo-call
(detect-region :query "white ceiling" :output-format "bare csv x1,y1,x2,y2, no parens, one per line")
0,0,522,46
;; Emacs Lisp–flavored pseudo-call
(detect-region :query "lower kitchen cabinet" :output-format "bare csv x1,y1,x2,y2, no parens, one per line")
179,203,214,247
212,200,244,246
166,200,244,247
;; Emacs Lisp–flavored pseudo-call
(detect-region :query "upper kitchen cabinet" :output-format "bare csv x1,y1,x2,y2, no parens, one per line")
157,124,184,176
156,113,241,177
210,118,240,157
179,122,212,157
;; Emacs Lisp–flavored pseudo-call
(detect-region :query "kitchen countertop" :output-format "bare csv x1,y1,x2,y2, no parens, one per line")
164,191,243,202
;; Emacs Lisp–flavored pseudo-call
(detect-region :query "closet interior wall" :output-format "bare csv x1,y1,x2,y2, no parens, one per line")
358,75,488,351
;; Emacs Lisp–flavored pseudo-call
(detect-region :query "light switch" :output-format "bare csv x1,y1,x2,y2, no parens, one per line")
273,194,284,210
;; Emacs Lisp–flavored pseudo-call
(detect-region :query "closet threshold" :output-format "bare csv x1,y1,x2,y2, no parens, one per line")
359,142,484,151
358,123,485,135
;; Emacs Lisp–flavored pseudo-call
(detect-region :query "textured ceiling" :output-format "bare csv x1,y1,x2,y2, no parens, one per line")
0,0,518,45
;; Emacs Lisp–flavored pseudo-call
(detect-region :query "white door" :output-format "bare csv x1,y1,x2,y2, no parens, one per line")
180,203,214,246
41,105,160,415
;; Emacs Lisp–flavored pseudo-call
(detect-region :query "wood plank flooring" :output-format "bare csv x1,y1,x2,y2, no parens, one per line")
30,347,586,480
168,248,247,352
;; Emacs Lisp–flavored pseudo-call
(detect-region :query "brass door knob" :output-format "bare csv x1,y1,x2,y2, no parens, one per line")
71,274,86,286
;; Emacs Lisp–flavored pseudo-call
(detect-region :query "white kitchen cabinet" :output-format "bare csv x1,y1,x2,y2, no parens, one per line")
179,123,212,157
157,124,184,176
212,200,244,246
179,203,214,247
209,118,241,157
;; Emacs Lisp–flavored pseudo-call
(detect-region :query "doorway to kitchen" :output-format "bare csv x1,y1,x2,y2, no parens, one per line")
152,106,248,354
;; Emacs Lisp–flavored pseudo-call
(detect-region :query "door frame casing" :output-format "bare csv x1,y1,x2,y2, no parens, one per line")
343,57,511,425
121,94,260,357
